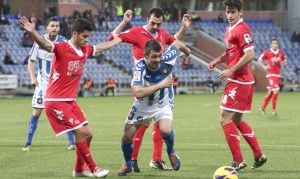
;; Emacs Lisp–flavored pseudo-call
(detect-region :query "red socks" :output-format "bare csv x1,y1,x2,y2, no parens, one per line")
223,122,243,163
261,93,272,110
132,124,148,159
152,123,163,161
237,121,262,158
75,141,97,173
271,93,278,111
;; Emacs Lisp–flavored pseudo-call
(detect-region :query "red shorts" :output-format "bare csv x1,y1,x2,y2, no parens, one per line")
267,76,280,90
45,100,88,136
220,81,253,113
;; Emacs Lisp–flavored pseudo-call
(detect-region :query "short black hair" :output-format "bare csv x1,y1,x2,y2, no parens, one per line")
222,0,243,11
47,17,59,25
148,7,164,18
144,39,162,56
71,18,94,34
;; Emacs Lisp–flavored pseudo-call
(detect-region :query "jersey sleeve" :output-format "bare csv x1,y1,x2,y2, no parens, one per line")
258,50,267,61
119,28,138,44
132,61,145,86
162,46,179,66
28,42,39,61
281,50,287,61
86,45,96,57
237,27,254,52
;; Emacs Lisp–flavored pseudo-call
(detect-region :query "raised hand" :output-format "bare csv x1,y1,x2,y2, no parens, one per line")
19,16,36,34
123,10,133,23
182,14,192,28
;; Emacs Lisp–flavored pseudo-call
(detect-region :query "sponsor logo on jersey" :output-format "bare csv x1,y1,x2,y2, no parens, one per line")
134,71,141,81
244,34,253,43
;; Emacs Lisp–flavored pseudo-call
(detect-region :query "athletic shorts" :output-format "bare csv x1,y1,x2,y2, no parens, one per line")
125,105,173,125
267,76,280,91
44,100,88,136
220,80,253,113
32,84,47,108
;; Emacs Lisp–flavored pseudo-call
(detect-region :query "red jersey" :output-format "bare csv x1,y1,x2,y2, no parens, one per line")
259,49,286,77
45,41,95,101
109,26,175,61
224,18,254,84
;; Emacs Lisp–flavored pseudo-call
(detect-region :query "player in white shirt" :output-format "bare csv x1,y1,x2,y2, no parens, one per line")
22,17,75,151
117,39,190,176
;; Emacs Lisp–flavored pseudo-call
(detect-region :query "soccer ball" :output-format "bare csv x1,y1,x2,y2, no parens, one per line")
213,166,239,179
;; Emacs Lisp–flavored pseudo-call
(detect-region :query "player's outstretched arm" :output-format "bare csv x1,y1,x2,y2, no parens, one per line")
95,37,122,53
174,14,191,40
171,40,191,57
19,16,52,52
111,9,133,38
133,78,173,99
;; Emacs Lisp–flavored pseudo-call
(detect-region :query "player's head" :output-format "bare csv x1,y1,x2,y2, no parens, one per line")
222,0,243,26
146,7,164,34
46,17,60,38
144,39,163,70
271,38,279,50
71,18,94,47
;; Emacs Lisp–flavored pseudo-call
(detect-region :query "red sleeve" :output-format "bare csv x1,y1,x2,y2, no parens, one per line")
119,28,138,44
108,33,114,41
85,45,95,57
236,26,253,51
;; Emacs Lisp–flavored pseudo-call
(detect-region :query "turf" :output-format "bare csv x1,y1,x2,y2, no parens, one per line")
0,92,299,178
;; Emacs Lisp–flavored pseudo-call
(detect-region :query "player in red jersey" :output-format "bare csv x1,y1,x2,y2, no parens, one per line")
20,16,121,178
208,0,267,171
258,38,287,117
109,7,191,171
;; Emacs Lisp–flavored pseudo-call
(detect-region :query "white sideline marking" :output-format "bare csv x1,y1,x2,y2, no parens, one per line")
2,140,300,148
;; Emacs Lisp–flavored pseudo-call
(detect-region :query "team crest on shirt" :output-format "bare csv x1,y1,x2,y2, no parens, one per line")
133,71,141,81
244,34,253,43
52,70,60,82
160,66,169,76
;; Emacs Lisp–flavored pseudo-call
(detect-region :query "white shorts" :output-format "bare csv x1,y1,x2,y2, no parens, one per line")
32,84,47,109
125,105,173,125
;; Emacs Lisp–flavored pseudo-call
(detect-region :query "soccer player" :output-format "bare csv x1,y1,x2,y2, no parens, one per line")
117,39,191,176
207,0,267,171
258,38,287,116
20,16,121,177
109,7,191,172
22,17,75,151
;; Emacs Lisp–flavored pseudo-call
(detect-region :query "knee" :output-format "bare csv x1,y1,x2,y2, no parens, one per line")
122,135,132,144
33,109,42,117
158,126,170,137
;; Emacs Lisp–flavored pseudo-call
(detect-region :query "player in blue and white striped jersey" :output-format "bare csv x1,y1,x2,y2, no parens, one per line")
22,17,75,151
117,39,190,176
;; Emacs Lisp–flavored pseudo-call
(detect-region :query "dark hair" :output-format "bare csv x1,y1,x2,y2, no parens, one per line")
71,18,94,34
222,0,243,11
47,17,59,25
271,38,278,43
144,39,162,56
148,7,164,18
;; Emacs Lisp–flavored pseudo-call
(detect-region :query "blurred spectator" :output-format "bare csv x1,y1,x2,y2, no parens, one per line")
43,8,51,25
291,31,298,43
4,51,18,65
217,12,224,22
181,58,189,69
83,75,94,97
22,31,34,47
134,3,142,18
48,3,57,17
206,76,219,94
295,67,300,81
0,28,8,42
191,11,202,22
0,0,10,15
15,8,24,19
116,1,124,18
105,76,116,96
73,8,81,19
187,58,194,69
172,73,179,95
171,3,179,22
164,11,171,22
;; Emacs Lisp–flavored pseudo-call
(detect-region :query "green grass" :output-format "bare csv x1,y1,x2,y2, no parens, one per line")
0,92,299,178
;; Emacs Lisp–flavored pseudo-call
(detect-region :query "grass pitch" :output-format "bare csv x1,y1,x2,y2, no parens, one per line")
0,92,299,178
